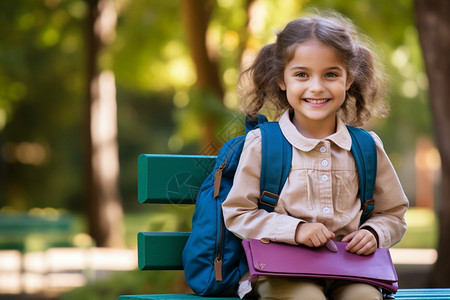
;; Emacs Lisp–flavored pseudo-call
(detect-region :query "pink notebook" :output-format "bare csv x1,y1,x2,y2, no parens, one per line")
242,239,398,294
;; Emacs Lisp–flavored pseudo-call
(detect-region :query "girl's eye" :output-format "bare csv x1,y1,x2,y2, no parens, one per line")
325,72,338,78
295,72,308,78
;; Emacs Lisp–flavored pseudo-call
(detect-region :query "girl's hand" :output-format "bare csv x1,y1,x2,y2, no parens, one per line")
295,223,335,247
342,229,377,255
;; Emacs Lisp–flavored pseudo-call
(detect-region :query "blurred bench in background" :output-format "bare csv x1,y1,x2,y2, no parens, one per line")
0,210,74,252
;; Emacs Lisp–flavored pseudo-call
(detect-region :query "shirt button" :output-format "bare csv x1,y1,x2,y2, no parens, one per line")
322,207,330,213
321,160,329,167
320,146,327,153
321,175,329,182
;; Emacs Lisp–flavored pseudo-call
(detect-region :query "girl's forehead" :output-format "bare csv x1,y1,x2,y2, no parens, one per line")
288,40,345,68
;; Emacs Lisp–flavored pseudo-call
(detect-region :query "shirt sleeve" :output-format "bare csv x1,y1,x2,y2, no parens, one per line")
360,132,409,248
222,129,301,245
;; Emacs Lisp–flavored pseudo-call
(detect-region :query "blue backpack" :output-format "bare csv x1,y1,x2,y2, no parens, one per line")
182,115,377,296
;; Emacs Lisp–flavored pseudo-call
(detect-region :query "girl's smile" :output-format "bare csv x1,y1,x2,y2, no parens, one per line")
304,98,330,104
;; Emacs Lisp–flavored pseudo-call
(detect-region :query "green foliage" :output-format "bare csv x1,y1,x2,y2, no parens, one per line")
112,0,189,91
171,88,245,154
0,0,86,209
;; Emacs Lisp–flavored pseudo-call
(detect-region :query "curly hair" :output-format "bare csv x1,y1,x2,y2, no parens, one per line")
238,11,388,127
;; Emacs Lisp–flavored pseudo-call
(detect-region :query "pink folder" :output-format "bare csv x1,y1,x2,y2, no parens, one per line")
242,239,398,294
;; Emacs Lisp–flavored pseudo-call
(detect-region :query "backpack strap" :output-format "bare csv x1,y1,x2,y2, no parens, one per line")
258,122,292,212
245,114,268,133
346,126,377,224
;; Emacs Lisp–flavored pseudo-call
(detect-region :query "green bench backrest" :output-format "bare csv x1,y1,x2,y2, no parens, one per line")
138,154,215,204
137,154,216,270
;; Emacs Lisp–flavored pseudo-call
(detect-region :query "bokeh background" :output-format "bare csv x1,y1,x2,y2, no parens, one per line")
0,0,448,299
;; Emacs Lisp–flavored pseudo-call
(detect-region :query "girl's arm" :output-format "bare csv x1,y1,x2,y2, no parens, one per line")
350,132,409,249
222,129,302,245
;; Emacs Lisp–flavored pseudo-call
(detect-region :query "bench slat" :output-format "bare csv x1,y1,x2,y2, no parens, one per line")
395,288,450,294
138,154,215,204
118,288,450,300
393,288,450,299
138,232,189,270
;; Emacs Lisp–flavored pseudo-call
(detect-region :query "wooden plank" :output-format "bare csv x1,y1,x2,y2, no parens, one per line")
138,232,189,270
138,154,216,204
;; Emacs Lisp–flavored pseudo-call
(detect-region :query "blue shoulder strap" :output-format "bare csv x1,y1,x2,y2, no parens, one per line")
346,126,377,224
245,114,268,133
258,122,292,212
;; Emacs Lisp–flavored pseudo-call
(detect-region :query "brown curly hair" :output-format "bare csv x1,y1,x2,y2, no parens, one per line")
238,11,388,127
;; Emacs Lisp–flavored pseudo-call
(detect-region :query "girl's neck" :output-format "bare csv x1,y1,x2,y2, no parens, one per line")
291,114,337,139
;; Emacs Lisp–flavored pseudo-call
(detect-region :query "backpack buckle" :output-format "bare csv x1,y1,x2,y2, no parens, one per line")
259,191,279,208
362,199,375,214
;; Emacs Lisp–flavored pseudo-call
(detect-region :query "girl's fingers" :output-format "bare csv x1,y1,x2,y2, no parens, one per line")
345,230,377,255
296,223,334,247
341,231,357,242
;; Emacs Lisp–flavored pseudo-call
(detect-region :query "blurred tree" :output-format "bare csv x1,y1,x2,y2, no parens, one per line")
85,0,124,247
181,0,224,99
0,0,85,209
180,0,224,148
414,0,450,287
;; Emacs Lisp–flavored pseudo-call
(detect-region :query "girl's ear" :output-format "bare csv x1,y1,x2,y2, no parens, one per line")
278,79,286,91
345,76,354,91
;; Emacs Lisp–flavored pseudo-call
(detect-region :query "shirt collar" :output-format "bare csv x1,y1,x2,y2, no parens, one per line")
278,110,352,152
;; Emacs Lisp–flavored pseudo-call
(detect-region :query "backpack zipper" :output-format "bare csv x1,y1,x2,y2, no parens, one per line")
213,137,243,198
214,258,223,281
213,162,225,198
214,206,226,281
213,137,244,281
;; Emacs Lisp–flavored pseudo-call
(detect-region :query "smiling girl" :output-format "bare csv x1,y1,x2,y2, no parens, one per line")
222,11,408,300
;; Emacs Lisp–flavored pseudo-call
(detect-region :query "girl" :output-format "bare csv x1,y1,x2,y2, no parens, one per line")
222,11,408,300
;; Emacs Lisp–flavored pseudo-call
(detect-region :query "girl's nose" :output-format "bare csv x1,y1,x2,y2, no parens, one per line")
309,77,324,93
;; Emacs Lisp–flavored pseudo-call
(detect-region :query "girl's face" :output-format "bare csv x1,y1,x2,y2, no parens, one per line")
278,39,353,137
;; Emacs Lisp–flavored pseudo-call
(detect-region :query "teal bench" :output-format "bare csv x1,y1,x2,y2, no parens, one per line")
119,154,450,300
0,211,74,252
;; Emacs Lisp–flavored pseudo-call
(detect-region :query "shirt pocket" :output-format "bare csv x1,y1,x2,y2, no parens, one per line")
333,170,359,214
279,169,314,213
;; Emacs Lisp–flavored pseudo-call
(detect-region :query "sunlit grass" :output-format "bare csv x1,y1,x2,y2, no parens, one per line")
123,205,195,249
394,207,438,249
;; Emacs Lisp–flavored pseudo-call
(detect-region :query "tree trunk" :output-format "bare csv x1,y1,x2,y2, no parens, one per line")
414,0,450,287
180,0,224,99
85,0,124,248
180,0,225,150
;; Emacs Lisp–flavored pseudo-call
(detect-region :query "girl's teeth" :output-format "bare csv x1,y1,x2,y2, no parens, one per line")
306,99,328,104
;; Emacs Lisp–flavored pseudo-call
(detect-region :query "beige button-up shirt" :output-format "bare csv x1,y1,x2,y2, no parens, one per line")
222,110,408,249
